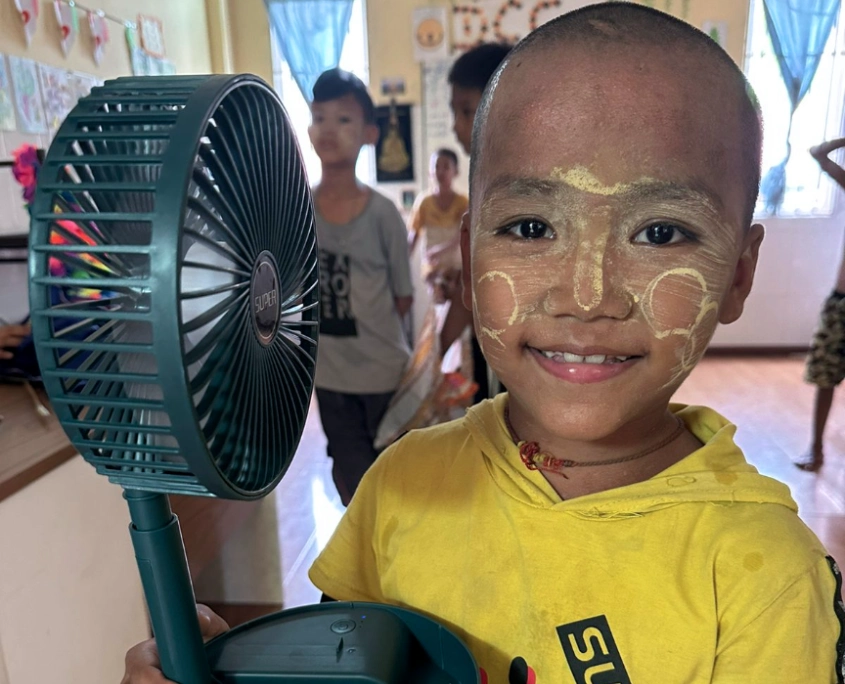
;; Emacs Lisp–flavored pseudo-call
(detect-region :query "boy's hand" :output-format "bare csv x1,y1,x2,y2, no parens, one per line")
0,323,31,360
120,604,229,684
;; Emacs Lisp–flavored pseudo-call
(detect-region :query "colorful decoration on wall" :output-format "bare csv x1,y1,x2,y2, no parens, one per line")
452,4,489,51
492,0,522,43
125,24,174,76
452,0,692,51
528,0,563,31
14,0,40,46
88,10,109,65
53,0,79,57
0,55,17,131
138,14,165,58
8,56,47,134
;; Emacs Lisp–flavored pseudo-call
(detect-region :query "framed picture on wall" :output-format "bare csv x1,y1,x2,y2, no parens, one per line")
375,103,414,183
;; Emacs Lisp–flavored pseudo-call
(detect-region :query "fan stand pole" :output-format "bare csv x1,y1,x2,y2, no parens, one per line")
125,489,212,684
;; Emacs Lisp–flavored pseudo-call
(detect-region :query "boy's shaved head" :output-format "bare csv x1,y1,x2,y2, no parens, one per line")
470,2,762,228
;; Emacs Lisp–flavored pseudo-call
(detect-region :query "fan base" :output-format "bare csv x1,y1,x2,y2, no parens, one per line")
205,601,479,683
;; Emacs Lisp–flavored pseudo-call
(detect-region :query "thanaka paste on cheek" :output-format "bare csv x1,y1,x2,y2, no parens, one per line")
473,269,520,349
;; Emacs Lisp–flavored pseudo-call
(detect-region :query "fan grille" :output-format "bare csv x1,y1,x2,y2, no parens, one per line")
29,75,318,499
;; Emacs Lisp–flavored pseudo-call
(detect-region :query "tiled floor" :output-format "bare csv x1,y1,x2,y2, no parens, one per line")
193,354,845,611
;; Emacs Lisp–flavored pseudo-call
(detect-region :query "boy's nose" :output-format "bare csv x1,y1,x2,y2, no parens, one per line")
544,239,633,321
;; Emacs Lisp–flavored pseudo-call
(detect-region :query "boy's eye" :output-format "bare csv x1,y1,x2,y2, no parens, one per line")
505,219,553,240
632,223,690,246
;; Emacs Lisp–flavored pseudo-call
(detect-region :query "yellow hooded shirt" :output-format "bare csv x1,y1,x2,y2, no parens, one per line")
309,396,845,683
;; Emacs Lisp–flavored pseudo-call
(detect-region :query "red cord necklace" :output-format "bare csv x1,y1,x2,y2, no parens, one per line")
503,405,686,479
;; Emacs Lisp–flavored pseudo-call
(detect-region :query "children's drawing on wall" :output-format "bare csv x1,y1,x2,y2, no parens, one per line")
0,55,17,132
39,64,74,132
70,72,98,102
376,103,414,182
8,56,47,135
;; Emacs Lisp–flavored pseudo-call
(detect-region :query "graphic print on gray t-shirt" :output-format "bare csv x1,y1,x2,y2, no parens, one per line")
319,250,357,336
314,190,414,394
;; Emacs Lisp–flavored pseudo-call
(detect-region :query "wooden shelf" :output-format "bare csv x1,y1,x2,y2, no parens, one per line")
0,382,76,502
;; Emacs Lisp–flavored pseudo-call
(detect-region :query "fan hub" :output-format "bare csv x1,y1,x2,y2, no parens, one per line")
250,251,281,346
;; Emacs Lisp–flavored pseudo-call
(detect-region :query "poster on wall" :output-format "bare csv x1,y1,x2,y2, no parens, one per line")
8,56,47,134
39,64,74,131
376,103,414,183
413,7,449,62
0,55,17,131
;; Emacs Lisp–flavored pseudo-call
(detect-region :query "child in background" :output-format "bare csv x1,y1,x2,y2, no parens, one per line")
308,68,414,506
122,5,843,683
796,137,845,471
409,148,468,304
373,150,474,449
442,42,512,404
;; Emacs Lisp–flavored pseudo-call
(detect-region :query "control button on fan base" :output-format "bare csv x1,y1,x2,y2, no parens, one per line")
330,619,357,634
250,251,281,346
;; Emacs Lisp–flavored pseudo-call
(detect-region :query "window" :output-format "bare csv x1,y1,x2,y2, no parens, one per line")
744,0,845,217
270,0,374,186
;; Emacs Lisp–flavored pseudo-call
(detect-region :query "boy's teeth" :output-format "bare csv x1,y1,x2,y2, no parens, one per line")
540,350,629,364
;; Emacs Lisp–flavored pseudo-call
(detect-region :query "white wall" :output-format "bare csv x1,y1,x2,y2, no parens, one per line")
711,212,844,347
0,456,149,684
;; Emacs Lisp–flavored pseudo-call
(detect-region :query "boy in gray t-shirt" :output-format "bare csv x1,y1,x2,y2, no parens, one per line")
308,69,413,505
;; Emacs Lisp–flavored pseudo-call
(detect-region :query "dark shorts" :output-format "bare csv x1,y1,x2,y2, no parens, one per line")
806,291,845,389
315,388,394,506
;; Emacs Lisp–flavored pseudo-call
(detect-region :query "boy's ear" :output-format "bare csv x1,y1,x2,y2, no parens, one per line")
460,212,472,311
718,223,764,325
364,123,379,146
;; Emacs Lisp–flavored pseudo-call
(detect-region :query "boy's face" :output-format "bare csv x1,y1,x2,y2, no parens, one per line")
462,46,763,440
308,94,377,167
450,85,483,155
432,154,458,188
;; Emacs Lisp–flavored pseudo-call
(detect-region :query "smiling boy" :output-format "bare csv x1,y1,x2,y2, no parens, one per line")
310,4,845,681
122,5,845,684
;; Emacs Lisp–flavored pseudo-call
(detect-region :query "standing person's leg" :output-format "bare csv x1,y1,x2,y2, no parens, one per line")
796,291,845,471
315,389,380,506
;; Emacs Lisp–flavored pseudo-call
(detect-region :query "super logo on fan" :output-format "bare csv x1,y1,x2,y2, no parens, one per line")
254,288,278,312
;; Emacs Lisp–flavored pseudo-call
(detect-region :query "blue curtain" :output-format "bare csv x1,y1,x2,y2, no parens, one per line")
760,0,841,212
265,0,355,102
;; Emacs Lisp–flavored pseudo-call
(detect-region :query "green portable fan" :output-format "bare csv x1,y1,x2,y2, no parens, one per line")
28,74,478,684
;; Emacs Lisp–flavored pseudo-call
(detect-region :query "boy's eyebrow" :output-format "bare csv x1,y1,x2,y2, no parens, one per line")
480,175,725,215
